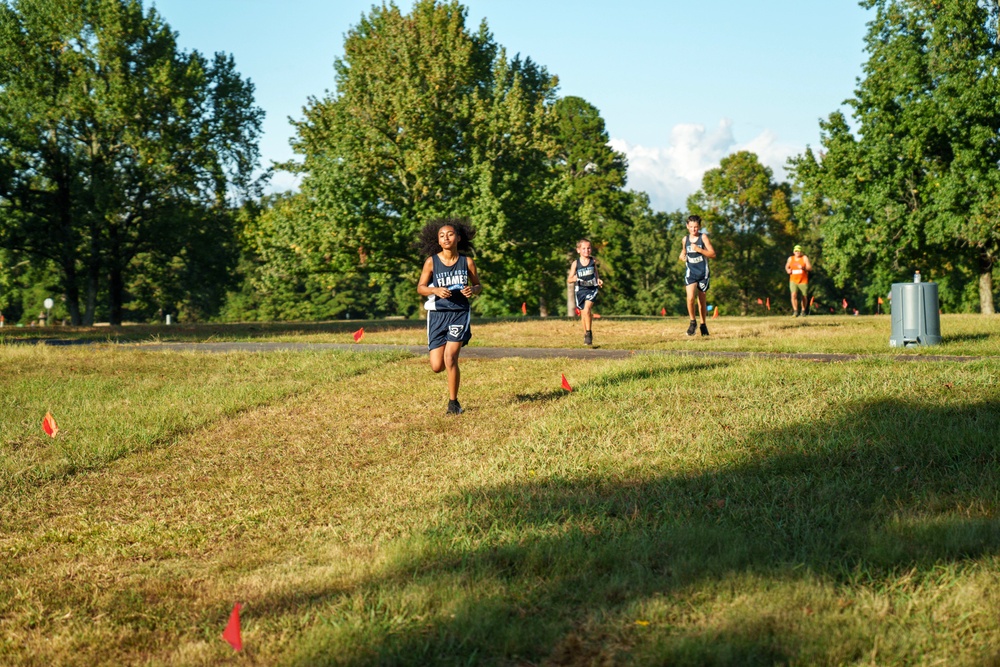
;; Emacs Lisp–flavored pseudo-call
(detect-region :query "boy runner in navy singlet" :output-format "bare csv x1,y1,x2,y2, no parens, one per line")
679,215,716,336
567,239,603,346
417,218,482,415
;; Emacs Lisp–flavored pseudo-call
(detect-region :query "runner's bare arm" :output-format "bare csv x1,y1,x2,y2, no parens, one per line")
460,258,483,297
700,234,717,259
418,257,451,298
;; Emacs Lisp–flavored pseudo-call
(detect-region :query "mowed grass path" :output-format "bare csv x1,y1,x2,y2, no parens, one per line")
4,314,999,357
1,341,999,664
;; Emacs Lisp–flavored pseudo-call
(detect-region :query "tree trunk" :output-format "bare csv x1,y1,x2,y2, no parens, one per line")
108,223,123,325
539,292,549,318
109,265,124,325
566,282,574,317
62,261,82,325
85,254,99,326
979,250,996,315
54,160,83,325
80,211,104,325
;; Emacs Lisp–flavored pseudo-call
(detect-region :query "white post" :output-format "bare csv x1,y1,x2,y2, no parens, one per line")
166,314,171,325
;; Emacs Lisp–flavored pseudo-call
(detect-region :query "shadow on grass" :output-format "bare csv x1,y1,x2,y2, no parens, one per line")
943,332,993,344
515,362,727,404
283,398,1000,666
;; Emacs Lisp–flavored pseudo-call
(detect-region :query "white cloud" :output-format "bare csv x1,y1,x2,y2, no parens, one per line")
610,120,802,212
266,169,303,195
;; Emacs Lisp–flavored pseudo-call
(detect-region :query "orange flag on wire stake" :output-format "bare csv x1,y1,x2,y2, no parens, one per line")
660,307,666,316
809,296,816,308
757,298,764,305
877,296,883,305
593,313,602,319
766,297,770,311
842,298,848,310
712,307,719,319
521,302,527,315
561,374,573,392
222,603,242,652
42,412,58,438
353,328,364,342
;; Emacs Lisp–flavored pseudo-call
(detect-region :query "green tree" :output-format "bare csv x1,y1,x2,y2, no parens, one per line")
550,96,631,313
284,0,572,318
689,151,794,315
225,193,379,321
625,193,686,316
0,0,262,324
791,0,1000,313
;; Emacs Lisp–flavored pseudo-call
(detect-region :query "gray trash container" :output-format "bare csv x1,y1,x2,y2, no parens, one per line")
889,281,941,347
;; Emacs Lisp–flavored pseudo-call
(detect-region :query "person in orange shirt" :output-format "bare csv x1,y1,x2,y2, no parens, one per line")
785,244,812,317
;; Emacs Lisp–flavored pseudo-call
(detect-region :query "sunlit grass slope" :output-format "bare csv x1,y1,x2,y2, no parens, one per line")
0,346,406,490
1,345,998,665
3,314,998,357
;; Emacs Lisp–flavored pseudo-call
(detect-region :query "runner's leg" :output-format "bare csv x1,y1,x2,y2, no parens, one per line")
443,341,462,400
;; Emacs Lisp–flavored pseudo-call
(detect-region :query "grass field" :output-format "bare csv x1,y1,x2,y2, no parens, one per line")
3,313,999,357
2,318,999,665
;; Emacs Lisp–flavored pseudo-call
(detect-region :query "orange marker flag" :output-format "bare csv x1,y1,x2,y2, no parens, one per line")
766,297,770,311
560,374,572,392
575,307,581,316
712,306,719,319
809,296,816,308
593,313,602,319
352,328,364,342
42,412,58,438
521,302,527,315
660,307,666,316
877,296,883,305
842,298,848,310
222,602,242,652
757,298,764,305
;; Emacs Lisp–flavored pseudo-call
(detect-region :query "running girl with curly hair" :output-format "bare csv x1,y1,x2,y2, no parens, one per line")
416,217,482,415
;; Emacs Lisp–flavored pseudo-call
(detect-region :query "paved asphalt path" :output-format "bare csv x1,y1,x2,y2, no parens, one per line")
44,341,977,363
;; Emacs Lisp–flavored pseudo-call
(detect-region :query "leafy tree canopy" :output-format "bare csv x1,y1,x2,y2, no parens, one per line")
791,0,1000,313
0,0,263,324
689,151,794,314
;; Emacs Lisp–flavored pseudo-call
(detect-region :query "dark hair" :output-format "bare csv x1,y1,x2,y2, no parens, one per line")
687,215,702,224
417,217,476,257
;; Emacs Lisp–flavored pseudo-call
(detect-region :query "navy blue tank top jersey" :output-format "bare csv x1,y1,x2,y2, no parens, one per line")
575,258,598,289
685,234,709,280
431,254,470,311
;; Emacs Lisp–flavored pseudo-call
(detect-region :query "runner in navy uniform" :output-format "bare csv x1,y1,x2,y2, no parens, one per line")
679,215,716,336
567,239,603,346
417,218,482,415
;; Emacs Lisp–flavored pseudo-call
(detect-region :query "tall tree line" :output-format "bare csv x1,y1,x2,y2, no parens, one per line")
792,0,1000,314
0,0,262,325
3,0,997,324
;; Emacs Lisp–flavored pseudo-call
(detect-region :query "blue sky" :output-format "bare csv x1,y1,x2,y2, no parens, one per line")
151,0,871,211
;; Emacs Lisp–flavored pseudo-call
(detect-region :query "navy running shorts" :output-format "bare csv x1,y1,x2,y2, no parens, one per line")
684,275,710,293
427,309,472,351
575,287,598,310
